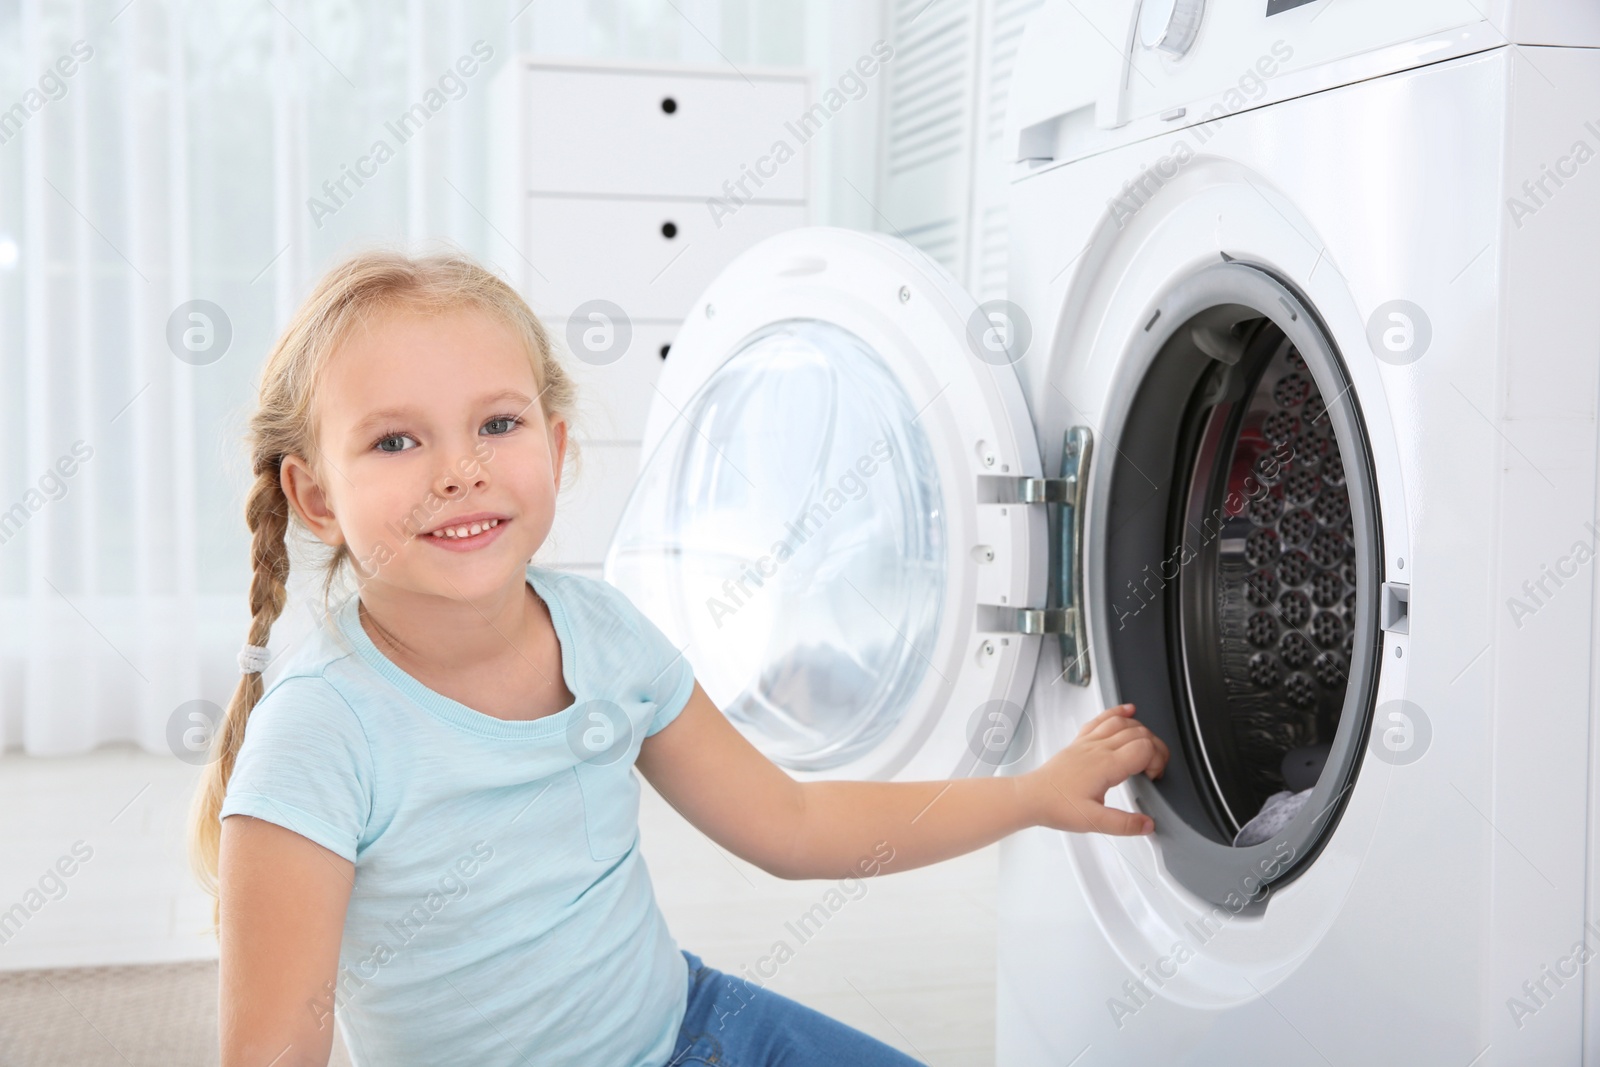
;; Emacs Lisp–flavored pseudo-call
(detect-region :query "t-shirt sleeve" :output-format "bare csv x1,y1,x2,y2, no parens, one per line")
592,579,696,738
218,674,374,863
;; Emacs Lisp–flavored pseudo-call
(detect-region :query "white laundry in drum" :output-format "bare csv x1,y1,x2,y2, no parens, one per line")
1231,788,1314,848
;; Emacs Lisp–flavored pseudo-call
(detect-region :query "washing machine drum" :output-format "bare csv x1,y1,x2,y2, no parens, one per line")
1177,332,1357,828
1100,264,1383,905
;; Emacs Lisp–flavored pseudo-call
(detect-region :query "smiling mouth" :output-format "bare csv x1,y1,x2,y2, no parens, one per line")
429,518,504,540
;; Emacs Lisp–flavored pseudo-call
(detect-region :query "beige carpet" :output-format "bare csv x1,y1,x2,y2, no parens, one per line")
0,960,353,1067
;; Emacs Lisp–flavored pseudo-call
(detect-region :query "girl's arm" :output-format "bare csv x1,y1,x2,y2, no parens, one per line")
218,814,355,1067
637,682,1170,882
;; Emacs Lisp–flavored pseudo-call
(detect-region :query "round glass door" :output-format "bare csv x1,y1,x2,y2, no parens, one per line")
604,319,946,771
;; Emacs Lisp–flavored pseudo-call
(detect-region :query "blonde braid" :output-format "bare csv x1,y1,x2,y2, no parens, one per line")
185,464,292,931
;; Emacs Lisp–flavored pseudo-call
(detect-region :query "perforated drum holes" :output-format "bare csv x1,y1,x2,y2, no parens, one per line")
1181,336,1362,822
1365,299,1432,366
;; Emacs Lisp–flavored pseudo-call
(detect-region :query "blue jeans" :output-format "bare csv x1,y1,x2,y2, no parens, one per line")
665,949,927,1066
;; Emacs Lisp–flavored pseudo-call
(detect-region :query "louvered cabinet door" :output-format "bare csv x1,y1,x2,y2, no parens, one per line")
878,0,981,276
969,0,1045,301
876,0,1044,298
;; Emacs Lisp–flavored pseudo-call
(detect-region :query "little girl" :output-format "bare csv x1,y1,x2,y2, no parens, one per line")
186,248,1168,1067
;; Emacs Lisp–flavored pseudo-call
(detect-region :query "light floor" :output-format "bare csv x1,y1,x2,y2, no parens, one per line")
0,745,996,1065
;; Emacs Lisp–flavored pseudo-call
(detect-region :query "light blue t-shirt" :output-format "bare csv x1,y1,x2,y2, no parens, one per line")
219,564,697,1067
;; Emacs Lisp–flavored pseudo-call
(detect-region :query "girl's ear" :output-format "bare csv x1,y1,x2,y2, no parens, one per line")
548,417,567,491
280,453,345,547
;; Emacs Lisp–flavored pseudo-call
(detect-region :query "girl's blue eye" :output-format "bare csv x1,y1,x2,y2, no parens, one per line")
375,433,417,453
483,415,522,436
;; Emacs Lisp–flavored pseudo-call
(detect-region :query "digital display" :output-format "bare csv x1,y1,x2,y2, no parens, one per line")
1266,0,1318,12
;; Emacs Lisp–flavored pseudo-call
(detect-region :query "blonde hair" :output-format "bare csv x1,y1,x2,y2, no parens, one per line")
186,247,580,932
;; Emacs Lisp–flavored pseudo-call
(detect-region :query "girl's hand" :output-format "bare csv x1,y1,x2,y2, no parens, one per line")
1019,703,1170,836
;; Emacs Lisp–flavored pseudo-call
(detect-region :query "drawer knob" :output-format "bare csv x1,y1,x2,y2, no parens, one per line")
660,96,677,114
661,221,678,239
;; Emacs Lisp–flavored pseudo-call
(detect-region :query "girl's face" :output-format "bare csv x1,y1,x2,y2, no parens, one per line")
281,305,567,604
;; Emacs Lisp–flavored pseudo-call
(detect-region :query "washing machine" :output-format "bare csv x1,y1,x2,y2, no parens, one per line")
992,1,1600,1064
602,0,1600,1062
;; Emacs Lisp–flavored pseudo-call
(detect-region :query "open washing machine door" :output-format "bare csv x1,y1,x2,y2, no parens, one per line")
603,227,1055,783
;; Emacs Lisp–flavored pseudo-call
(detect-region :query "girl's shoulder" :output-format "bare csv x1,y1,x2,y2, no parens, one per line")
247,669,365,746
530,565,693,709
251,614,367,740
530,566,648,634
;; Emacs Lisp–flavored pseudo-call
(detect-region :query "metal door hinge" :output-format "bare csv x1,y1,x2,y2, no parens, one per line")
972,427,1094,685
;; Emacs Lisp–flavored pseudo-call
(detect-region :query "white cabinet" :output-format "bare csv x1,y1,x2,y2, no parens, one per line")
490,59,811,571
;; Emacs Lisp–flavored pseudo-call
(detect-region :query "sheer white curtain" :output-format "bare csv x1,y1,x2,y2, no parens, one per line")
0,0,877,756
